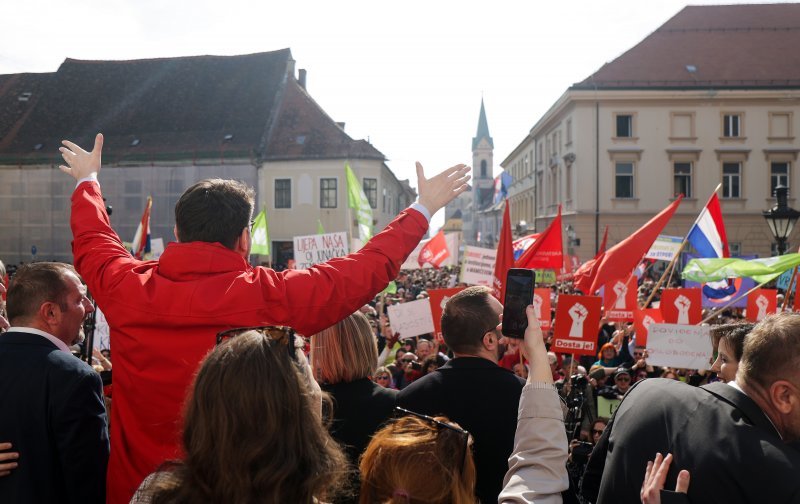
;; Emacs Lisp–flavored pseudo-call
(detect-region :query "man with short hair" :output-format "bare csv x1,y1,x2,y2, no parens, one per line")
0,263,109,503
397,286,525,504
59,133,469,502
583,312,800,503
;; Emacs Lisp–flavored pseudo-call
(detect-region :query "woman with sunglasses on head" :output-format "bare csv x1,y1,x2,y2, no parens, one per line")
131,329,348,504
311,311,398,502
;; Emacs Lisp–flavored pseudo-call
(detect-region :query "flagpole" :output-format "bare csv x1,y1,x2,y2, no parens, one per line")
639,244,683,309
698,278,771,324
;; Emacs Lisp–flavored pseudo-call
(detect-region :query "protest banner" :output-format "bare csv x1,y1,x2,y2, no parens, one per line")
603,275,637,321
597,396,621,418
387,298,435,338
646,323,712,370
632,308,663,347
427,288,465,341
534,270,557,284
644,235,683,262
461,246,496,286
293,231,349,269
533,288,552,330
660,288,702,325
746,288,778,322
552,295,602,356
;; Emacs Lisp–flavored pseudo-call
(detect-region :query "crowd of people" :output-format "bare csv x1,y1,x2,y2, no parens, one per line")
0,133,798,504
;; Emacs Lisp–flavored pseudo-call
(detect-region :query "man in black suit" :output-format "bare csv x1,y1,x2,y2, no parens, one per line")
583,312,800,503
0,262,109,504
397,286,525,504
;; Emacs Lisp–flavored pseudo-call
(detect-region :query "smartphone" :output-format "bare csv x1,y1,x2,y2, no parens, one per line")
502,268,536,339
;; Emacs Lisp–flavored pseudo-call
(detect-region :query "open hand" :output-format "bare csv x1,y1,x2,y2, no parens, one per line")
416,162,470,215
59,133,103,181
641,452,690,503
0,442,19,477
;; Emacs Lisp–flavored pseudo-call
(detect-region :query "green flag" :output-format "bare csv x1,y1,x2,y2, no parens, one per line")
251,209,269,255
317,219,325,235
682,254,800,284
345,163,373,241
380,281,398,295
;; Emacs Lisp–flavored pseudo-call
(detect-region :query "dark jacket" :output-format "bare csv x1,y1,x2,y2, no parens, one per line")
397,357,525,504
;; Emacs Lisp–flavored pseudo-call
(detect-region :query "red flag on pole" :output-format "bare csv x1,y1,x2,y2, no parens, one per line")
492,201,515,301
516,205,563,270
587,197,682,294
131,196,152,260
573,225,608,293
418,230,450,268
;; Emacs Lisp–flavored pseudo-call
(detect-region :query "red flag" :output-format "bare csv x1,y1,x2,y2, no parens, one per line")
491,201,515,301
587,197,682,294
427,287,465,341
573,225,608,293
633,308,664,347
516,205,563,270
418,230,450,268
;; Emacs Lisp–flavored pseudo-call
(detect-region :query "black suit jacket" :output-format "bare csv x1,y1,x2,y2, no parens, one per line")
0,331,110,504
397,357,525,504
583,378,800,504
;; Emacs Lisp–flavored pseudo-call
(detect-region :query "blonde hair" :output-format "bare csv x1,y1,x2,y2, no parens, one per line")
359,415,477,504
311,311,379,384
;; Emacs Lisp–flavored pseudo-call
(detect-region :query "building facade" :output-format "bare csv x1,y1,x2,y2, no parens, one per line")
502,4,800,260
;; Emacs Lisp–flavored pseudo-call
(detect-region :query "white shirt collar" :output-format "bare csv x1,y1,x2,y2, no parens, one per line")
6,326,71,353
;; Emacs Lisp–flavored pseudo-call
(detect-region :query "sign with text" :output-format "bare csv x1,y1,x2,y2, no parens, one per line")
533,288,553,330
460,246,496,286
603,275,638,321
659,288,702,325
644,235,683,262
292,232,349,269
646,323,712,370
746,288,778,322
427,288,465,341
597,396,621,418
387,298,435,338
632,308,664,348
552,295,602,356
534,269,557,285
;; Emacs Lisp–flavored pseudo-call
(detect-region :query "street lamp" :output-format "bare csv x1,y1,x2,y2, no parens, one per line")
763,185,800,255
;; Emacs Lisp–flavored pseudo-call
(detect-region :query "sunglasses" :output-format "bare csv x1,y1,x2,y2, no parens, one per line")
215,325,299,362
376,375,391,380
633,352,644,357
592,429,605,436
394,407,471,476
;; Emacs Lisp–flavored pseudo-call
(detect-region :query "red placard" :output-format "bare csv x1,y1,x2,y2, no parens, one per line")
552,294,602,356
427,288,465,341
533,288,553,330
633,308,664,347
659,288,702,325
746,288,778,322
603,275,638,322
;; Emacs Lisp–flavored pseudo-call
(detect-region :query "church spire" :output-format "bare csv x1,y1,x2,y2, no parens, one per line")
472,98,493,150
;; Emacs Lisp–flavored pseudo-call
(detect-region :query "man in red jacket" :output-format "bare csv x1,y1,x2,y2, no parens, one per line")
59,133,469,503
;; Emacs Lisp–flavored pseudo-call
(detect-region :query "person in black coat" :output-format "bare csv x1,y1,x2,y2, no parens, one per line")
311,311,397,501
397,286,525,504
0,262,109,504
583,312,800,504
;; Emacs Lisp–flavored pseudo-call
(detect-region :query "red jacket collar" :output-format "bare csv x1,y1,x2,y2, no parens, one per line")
158,241,252,280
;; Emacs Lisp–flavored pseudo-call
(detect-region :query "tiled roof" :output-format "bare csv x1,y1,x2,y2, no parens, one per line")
0,73,53,150
572,4,800,90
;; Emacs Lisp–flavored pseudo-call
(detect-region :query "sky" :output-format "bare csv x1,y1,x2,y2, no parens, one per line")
1,0,788,229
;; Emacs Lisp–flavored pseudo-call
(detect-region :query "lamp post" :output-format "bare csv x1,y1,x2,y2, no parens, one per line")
762,185,800,255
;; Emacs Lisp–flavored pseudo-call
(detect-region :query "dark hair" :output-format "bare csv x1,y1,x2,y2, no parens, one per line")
709,322,754,362
6,262,76,323
739,313,800,389
421,354,447,375
174,178,255,249
149,330,347,503
440,286,497,354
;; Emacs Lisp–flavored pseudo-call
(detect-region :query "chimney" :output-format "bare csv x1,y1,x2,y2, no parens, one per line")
336,122,346,130
298,69,307,89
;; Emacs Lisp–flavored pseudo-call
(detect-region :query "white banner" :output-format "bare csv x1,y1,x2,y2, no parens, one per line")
645,235,684,262
646,323,712,370
293,232,349,269
460,246,496,286
387,298,435,338
401,232,460,269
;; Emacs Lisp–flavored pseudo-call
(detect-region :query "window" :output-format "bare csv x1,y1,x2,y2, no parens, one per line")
320,178,337,208
363,178,377,209
275,179,291,208
566,119,573,145
537,142,543,164
729,242,742,257
771,162,790,196
382,188,388,213
722,163,741,199
616,115,633,138
723,114,741,138
481,160,487,178
673,162,692,198
615,162,634,198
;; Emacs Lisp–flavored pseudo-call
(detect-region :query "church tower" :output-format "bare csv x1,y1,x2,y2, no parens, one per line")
472,98,494,211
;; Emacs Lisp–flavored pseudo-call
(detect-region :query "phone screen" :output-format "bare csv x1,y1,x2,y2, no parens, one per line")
502,268,535,338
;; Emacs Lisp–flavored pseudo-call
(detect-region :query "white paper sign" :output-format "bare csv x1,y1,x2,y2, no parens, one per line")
645,235,683,262
387,298,435,338
292,232,349,269
646,323,713,370
401,232,460,269
460,246,497,286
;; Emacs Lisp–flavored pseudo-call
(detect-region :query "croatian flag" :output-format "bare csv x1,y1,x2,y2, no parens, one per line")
131,196,152,260
687,191,732,298
512,233,540,261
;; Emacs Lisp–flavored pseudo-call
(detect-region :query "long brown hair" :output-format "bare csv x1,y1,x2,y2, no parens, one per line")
311,311,379,384
359,415,477,504
150,330,348,503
